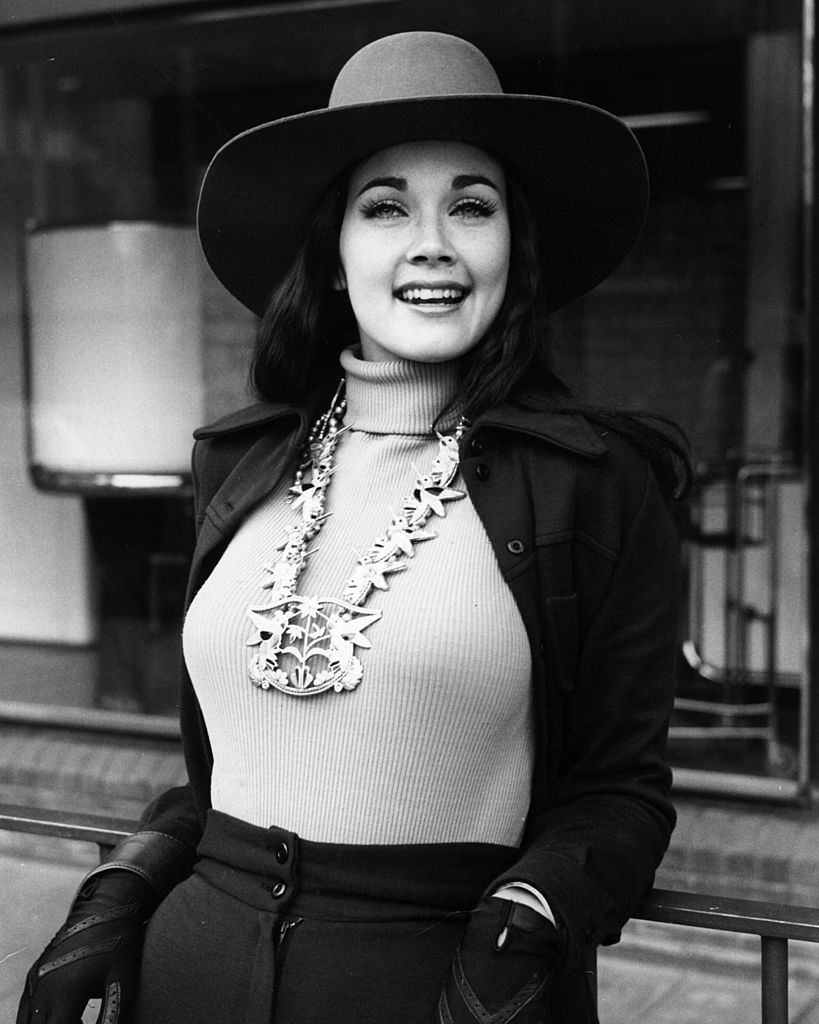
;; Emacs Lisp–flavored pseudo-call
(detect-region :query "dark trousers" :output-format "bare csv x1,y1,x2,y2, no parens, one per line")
135,809,517,1023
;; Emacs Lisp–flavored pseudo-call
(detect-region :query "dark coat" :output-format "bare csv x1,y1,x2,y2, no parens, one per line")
141,387,681,1014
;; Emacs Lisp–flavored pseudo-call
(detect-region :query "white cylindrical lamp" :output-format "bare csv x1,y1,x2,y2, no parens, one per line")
25,222,204,492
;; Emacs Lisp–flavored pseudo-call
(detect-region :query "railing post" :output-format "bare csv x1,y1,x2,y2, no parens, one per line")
760,935,789,1024
97,841,116,862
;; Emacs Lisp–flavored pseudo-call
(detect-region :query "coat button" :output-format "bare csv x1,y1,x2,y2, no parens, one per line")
475,463,490,481
275,842,289,864
270,881,287,899
469,437,484,455
507,539,525,554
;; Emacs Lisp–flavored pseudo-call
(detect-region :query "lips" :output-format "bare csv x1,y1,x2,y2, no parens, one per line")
395,283,469,305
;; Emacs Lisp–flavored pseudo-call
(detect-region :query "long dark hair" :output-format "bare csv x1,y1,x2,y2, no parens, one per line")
251,161,692,499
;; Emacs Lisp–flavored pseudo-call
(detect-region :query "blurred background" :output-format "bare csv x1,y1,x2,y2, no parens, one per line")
2,4,819,1021
0,0,816,813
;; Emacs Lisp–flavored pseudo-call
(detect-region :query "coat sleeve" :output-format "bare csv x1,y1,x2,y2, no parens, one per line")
128,440,214,856
489,455,680,959
134,784,203,852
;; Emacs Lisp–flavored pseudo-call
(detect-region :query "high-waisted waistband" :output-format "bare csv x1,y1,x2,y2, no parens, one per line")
140,809,518,1023
195,808,518,919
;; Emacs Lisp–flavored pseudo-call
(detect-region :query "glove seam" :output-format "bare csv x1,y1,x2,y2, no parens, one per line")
38,936,121,977
54,902,140,945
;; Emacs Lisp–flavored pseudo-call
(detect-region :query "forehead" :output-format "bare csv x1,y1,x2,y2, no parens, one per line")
348,140,505,189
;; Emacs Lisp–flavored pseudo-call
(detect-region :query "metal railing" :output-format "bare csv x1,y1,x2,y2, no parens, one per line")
2,803,818,1024
627,889,819,1024
676,456,811,800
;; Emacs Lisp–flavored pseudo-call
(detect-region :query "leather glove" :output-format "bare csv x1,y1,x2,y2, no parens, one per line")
433,897,565,1024
17,831,195,1024
17,869,153,1024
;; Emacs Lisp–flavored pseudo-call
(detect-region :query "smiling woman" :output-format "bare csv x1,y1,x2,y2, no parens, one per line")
338,141,511,363
18,30,690,1024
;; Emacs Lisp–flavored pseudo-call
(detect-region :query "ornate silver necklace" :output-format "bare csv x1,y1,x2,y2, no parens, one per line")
246,380,467,696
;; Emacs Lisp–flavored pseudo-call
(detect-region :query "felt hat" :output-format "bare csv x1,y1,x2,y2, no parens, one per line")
197,31,648,316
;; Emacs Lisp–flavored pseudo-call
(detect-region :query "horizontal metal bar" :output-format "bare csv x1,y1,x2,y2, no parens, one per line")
0,802,136,846
669,726,772,740
636,889,819,943
0,699,180,738
672,769,806,803
678,642,802,690
674,697,773,716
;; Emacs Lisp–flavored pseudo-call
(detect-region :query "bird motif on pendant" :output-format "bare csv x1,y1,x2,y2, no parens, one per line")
342,558,407,604
384,518,437,557
417,484,465,517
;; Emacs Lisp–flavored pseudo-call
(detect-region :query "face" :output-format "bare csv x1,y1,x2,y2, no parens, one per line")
338,140,510,363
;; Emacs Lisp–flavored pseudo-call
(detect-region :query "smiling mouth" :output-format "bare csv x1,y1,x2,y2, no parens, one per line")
395,285,469,306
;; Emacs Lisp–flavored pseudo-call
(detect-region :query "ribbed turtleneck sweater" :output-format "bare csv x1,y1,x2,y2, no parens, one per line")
183,348,534,846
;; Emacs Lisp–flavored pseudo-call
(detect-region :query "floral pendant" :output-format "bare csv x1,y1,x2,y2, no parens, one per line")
247,597,382,695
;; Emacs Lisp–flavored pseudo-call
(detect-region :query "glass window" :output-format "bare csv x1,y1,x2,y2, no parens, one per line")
0,0,811,803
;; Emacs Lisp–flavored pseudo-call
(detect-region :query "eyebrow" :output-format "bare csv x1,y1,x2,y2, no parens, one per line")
452,174,500,191
355,173,501,197
356,176,406,196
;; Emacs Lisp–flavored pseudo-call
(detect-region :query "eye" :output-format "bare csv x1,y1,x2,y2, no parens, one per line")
360,197,408,220
450,196,498,219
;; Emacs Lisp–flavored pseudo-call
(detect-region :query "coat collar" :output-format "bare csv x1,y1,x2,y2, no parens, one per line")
193,401,303,439
193,394,608,458
470,403,608,458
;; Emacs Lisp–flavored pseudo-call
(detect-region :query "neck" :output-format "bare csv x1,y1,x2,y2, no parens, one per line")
339,347,462,435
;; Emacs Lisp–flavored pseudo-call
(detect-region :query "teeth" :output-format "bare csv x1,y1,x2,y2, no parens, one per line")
398,287,465,303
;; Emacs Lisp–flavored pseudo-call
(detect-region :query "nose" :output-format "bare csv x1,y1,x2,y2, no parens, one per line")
407,212,455,265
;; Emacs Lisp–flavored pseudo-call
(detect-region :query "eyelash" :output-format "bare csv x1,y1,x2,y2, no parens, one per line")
359,196,498,220
451,197,498,218
360,198,406,219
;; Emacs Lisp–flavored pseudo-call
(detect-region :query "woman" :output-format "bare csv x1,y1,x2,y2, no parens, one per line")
18,31,688,1024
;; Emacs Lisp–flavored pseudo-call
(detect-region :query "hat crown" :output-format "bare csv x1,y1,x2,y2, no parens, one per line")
329,31,503,108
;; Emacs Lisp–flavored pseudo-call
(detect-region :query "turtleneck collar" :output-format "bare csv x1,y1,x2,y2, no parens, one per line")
339,346,462,436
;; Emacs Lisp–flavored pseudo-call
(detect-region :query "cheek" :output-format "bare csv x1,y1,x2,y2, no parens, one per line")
339,231,394,296
480,232,511,300
476,221,511,278
337,225,357,282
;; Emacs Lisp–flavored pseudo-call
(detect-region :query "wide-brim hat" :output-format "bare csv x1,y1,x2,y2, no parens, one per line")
197,31,648,317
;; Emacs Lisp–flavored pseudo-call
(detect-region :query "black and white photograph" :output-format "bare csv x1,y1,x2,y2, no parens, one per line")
0,2,817,1022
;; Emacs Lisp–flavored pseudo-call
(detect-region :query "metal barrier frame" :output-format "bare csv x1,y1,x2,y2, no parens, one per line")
2,803,817,1024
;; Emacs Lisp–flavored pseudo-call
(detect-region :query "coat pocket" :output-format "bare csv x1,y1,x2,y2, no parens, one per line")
543,593,580,694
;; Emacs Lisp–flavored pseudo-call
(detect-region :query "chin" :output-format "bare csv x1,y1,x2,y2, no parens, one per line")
403,333,480,364
360,329,481,363
419,350,466,363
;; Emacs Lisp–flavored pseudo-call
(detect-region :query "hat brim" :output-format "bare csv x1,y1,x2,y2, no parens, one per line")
197,94,648,317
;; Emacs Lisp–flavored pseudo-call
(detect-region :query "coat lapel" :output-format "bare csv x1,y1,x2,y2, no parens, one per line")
473,404,608,458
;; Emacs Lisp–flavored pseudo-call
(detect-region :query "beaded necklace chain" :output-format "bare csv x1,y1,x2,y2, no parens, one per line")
246,380,468,696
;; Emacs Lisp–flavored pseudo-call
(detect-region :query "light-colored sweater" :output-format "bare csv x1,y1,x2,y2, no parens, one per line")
183,348,535,846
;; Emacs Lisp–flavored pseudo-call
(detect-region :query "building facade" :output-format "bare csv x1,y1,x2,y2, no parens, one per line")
0,0,815,808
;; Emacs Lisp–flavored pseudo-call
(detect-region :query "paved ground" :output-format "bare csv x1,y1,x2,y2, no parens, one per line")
3,832,817,1023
